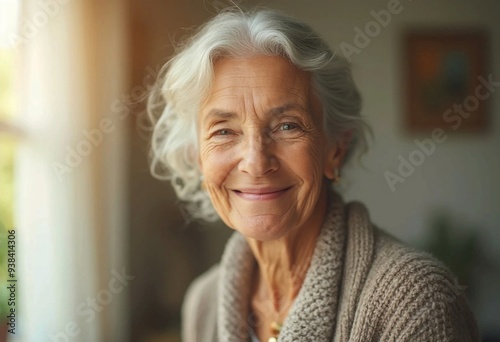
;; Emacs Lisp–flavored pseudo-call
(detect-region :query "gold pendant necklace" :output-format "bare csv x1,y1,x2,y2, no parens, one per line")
268,321,282,342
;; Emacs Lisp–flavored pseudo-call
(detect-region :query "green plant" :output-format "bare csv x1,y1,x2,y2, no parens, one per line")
423,212,479,292
0,221,9,318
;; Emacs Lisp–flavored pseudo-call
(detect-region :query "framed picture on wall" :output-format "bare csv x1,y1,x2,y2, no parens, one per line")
403,30,490,132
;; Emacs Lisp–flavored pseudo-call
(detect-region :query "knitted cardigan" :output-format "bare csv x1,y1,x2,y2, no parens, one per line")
181,191,479,342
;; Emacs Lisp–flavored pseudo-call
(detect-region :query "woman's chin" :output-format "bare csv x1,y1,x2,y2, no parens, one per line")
233,215,290,241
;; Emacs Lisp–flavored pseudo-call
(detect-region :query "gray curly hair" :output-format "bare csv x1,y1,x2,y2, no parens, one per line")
147,7,369,222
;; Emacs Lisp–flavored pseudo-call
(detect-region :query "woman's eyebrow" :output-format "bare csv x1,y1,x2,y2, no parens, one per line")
268,103,309,117
203,103,309,125
203,109,238,125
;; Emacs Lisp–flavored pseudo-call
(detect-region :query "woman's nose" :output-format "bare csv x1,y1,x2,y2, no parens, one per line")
237,133,278,177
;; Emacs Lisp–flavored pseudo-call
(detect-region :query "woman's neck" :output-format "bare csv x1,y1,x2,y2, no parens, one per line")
245,187,329,314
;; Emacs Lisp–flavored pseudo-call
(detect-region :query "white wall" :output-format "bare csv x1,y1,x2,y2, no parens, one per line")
248,0,500,334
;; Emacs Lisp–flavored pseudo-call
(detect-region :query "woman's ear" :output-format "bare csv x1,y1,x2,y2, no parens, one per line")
324,131,352,180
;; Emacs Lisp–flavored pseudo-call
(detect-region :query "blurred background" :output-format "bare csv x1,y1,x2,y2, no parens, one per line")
0,0,499,341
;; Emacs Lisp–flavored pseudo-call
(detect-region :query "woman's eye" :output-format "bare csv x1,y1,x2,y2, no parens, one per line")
215,129,231,136
279,123,298,131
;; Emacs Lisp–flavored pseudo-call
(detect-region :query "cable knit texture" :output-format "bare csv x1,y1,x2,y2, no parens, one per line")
181,191,479,342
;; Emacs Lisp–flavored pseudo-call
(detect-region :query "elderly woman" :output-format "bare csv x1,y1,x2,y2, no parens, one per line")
148,8,479,342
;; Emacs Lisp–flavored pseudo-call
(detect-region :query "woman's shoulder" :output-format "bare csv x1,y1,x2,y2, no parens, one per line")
357,227,480,341
370,226,459,289
181,264,220,342
185,263,220,298
344,200,469,296
344,200,465,295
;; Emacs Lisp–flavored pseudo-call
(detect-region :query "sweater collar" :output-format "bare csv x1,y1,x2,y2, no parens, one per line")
217,190,347,342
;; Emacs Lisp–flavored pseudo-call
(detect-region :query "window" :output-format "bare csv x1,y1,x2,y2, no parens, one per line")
0,0,20,324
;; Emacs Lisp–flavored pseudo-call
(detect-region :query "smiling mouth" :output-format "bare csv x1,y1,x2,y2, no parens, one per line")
233,186,293,201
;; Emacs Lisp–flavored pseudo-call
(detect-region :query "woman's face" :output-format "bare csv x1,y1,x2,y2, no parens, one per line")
198,55,343,241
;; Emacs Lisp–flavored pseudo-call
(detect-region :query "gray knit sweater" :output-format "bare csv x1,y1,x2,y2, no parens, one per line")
181,191,479,341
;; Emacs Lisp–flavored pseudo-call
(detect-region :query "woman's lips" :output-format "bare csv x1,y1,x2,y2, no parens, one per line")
232,186,292,201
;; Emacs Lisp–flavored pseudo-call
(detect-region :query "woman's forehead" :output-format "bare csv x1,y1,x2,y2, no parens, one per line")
210,56,311,92
202,56,315,113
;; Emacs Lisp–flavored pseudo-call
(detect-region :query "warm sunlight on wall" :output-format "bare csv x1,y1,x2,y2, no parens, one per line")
0,1,20,333
0,0,20,230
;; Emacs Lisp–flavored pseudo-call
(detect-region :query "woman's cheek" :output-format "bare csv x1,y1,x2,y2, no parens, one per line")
202,145,235,191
